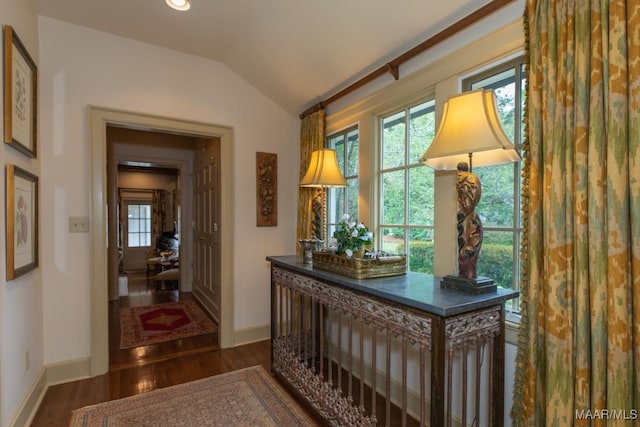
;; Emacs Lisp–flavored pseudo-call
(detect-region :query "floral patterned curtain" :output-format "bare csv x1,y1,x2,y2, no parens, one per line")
512,1,640,424
296,109,326,253
152,190,166,249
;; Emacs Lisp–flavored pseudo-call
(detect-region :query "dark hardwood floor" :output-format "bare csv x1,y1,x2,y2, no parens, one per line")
30,271,273,427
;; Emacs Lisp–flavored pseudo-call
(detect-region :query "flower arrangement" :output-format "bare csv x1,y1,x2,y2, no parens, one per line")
333,214,373,257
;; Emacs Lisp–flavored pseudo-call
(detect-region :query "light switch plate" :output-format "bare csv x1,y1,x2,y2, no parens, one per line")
69,216,90,233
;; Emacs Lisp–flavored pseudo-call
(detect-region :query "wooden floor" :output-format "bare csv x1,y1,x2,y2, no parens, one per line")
29,271,273,427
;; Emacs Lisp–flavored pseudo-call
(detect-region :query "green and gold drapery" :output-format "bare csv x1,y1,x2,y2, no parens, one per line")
152,189,166,246
296,109,326,254
512,1,640,424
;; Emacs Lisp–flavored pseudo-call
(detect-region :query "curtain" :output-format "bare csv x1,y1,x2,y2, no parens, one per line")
512,1,640,424
296,109,326,253
152,190,166,249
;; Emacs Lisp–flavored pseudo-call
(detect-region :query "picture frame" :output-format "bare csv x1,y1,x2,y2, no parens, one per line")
6,164,39,280
3,25,37,158
256,152,277,227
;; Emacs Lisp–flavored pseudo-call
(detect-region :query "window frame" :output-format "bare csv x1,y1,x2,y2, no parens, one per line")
326,125,359,240
126,201,152,248
461,55,525,312
377,97,437,271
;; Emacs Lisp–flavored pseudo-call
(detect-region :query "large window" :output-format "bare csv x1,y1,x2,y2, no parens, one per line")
462,56,525,311
127,203,152,247
326,126,359,239
379,99,436,273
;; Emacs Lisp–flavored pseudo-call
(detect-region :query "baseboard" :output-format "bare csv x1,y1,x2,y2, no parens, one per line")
8,368,47,427
10,357,93,427
46,357,92,385
233,324,270,346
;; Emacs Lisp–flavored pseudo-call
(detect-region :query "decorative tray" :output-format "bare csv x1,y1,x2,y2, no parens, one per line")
312,251,407,279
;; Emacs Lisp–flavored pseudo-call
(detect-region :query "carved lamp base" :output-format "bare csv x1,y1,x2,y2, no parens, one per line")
441,275,496,294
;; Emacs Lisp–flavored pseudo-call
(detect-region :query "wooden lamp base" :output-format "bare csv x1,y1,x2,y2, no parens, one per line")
441,275,496,294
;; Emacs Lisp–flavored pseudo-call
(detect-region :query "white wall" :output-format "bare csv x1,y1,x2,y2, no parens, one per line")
37,17,298,368
0,1,44,425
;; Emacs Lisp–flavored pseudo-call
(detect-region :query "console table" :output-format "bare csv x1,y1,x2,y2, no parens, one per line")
267,255,518,426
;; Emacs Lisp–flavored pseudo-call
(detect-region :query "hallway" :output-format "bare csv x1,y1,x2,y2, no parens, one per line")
30,272,269,426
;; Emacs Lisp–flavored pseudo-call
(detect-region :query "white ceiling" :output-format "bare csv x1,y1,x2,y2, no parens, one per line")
29,0,492,115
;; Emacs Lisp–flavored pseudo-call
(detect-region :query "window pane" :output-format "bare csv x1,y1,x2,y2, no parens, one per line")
408,166,434,226
128,219,139,232
382,111,406,169
408,100,436,164
128,205,139,218
346,129,359,177
327,126,360,240
382,227,405,254
477,231,514,289
129,233,140,247
141,205,151,218
382,170,405,224
346,178,358,220
408,228,434,274
474,163,515,227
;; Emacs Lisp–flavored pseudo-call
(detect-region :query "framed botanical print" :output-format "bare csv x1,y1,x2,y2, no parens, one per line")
3,25,37,158
6,165,39,280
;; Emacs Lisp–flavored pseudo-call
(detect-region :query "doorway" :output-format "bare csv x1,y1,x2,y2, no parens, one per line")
90,107,235,376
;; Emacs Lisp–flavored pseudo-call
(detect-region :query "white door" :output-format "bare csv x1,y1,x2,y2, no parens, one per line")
192,138,221,322
122,200,152,271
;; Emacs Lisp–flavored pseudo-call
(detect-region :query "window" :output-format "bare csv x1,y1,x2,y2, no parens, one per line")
379,99,436,273
462,56,525,311
326,126,359,239
127,203,152,247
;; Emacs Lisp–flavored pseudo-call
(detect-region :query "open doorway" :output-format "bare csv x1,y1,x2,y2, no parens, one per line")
90,107,235,376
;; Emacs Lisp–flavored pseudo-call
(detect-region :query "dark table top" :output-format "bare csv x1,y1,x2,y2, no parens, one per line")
267,255,519,318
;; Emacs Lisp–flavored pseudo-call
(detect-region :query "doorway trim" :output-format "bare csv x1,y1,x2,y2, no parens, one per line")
89,106,234,375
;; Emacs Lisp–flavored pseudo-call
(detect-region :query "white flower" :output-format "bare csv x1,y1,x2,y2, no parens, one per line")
345,248,353,257
342,213,350,221
351,230,359,238
357,223,365,229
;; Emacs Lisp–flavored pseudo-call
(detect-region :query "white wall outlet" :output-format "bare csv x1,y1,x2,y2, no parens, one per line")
69,216,90,233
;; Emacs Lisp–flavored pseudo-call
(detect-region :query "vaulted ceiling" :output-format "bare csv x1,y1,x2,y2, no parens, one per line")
29,0,494,115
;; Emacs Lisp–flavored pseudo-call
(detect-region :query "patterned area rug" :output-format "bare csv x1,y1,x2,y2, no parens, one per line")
120,299,217,349
69,366,318,426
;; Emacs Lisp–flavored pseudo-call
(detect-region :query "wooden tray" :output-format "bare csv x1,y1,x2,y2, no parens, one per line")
312,251,407,279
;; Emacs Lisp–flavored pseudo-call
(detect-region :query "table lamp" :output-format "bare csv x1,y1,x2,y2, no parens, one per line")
420,89,520,293
299,148,347,261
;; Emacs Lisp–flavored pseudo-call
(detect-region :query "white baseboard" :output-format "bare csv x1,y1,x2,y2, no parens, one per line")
8,368,47,427
9,358,91,427
233,324,270,346
46,357,92,385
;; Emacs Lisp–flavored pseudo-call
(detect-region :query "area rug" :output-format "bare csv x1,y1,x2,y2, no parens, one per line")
69,366,318,426
119,299,217,349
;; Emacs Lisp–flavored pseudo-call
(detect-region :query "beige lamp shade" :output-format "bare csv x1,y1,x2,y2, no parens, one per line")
299,149,347,187
420,89,520,170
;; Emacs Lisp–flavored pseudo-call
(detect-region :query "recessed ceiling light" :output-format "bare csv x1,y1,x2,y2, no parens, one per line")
166,0,191,11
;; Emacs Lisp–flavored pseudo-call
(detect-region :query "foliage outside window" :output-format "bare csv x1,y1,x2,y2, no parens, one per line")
326,126,359,240
379,99,436,273
462,56,525,312
127,203,152,247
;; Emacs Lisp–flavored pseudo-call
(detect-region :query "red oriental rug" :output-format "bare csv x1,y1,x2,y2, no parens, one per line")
69,366,318,426
119,299,217,349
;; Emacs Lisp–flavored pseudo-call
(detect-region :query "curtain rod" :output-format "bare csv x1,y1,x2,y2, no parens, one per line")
299,0,514,119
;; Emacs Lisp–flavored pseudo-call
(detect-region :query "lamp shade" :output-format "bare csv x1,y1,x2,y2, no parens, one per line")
299,149,347,187
420,89,520,170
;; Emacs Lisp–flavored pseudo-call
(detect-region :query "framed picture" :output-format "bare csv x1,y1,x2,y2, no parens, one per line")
3,25,37,158
256,152,277,226
6,165,38,280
